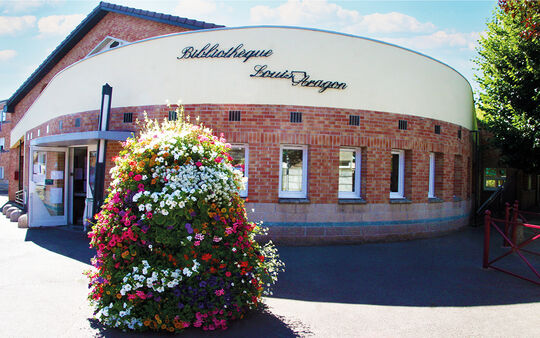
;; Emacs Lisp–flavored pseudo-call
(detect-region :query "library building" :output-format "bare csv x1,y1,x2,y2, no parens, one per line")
2,2,474,243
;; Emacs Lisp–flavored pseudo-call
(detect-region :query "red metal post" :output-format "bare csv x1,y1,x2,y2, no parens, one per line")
483,210,491,269
503,202,511,247
511,200,519,246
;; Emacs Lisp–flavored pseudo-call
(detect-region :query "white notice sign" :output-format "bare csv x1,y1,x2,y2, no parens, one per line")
51,171,64,180
50,187,63,204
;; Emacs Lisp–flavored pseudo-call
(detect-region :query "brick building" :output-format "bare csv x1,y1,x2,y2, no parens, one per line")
4,2,474,243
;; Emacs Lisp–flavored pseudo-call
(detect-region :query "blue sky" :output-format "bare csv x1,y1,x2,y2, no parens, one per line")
0,0,497,100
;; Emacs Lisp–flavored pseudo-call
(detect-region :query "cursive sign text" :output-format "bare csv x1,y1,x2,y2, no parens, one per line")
178,43,273,63
250,64,347,93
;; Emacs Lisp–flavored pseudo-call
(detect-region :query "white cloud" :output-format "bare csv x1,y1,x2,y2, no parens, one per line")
37,14,84,36
250,0,359,27
351,12,435,34
0,0,61,14
0,15,36,35
382,30,482,51
0,49,17,60
175,0,217,18
250,0,434,35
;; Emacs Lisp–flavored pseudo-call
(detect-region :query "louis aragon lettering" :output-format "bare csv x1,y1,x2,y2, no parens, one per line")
177,43,273,63
250,65,347,93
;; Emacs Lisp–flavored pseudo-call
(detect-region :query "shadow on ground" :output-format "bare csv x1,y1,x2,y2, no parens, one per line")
24,227,94,264
273,227,540,307
24,225,540,310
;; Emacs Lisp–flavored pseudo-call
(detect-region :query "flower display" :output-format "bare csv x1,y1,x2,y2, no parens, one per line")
86,111,283,332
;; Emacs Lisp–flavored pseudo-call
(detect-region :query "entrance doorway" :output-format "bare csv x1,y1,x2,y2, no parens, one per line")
71,147,87,225
68,145,97,229
28,147,68,227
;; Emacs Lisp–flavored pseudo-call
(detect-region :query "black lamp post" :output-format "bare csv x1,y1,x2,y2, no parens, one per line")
92,83,112,217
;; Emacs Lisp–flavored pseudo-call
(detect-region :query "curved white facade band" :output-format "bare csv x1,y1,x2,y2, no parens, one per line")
11,26,474,147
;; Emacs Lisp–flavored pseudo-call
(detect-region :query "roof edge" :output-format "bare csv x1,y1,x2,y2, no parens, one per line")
5,1,223,113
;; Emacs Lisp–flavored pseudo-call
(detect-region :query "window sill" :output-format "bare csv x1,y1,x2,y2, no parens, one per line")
428,197,444,203
278,198,310,204
389,198,411,204
338,198,367,204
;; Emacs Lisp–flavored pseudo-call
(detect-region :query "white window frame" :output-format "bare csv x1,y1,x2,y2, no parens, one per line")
279,145,308,198
428,152,436,198
230,144,249,197
0,166,4,179
390,149,405,199
338,148,361,199
0,137,4,152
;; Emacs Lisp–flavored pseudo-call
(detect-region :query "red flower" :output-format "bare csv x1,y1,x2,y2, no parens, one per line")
202,253,212,261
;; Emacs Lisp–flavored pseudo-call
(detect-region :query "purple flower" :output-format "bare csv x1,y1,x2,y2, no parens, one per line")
154,296,161,302
190,211,197,217
199,281,207,288
185,223,193,234
178,303,184,309
167,224,174,230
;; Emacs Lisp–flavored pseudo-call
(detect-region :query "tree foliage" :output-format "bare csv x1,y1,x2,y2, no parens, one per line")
475,0,540,171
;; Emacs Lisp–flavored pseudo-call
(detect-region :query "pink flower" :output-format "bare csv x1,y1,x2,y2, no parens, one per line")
194,241,200,246
138,183,144,192
213,236,221,242
215,289,224,296
133,174,142,181
127,294,137,300
195,161,203,167
136,291,147,299
146,212,153,219
214,157,223,163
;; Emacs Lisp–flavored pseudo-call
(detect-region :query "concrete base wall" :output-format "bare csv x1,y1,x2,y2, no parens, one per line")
248,199,471,244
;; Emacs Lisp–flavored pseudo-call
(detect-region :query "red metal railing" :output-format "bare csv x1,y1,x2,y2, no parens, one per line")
483,201,540,286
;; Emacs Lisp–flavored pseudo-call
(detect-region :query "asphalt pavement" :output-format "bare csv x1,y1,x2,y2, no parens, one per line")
1,195,539,337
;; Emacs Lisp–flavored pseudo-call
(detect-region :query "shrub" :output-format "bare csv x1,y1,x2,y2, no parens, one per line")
86,111,283,332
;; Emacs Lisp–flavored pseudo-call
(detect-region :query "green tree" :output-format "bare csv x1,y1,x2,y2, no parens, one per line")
475,0,540,171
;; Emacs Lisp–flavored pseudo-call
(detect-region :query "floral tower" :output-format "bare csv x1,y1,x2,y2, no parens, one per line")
86,111,283,332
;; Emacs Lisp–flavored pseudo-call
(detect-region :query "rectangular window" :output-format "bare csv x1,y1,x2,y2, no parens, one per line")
75,118,81,127
229,110,241,121
59,120,63,130
484,168,506,191
434,125,441,134
428,152,435,198
279,145,308,198
398,120,407,130
290,112,302,123
123,112,133,123
390,149,405,199
458,127,462,139
229,145,248,197
168,110,177,121
0,137,4,152
349,115,360,126
339,148,361,198
0,167,4,179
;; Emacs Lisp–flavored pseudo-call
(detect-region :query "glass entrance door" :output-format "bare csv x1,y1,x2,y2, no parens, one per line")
29,147,68,227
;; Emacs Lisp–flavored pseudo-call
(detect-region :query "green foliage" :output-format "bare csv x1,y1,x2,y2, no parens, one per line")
475,0,540,171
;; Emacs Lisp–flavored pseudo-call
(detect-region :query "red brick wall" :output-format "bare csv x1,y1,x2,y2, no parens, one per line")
21,103,473,205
